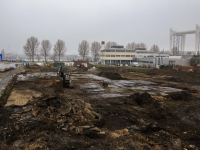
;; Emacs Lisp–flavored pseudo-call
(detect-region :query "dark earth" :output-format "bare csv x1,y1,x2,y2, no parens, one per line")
0,65,200,150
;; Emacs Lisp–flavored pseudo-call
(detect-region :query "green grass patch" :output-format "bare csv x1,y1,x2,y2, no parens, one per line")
105,87,110,91
164,100,182,107
96,65,120,68
127,67,153,70
1,92,4,96
29,62,36,65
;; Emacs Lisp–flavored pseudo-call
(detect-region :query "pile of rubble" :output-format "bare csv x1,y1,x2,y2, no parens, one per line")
9,95,105,136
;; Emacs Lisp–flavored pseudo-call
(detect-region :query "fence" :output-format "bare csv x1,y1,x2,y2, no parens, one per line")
176,65,200,72
0,66,25,95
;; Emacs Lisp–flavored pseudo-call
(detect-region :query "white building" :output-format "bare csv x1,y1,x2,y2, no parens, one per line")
100,45,138,65
134,50,169,67
99,45,191,68
163,56,190,67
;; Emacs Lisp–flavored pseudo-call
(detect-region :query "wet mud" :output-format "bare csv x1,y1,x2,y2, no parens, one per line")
0,66,200,149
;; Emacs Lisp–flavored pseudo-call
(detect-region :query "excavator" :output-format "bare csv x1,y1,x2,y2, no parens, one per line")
54,66,72,87
23,60,29,68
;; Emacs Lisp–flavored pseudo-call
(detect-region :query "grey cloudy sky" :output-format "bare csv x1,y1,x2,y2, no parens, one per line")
0,0,200,55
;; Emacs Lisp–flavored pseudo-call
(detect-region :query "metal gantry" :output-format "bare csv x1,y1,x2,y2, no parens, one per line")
172,35,183,55
170,24,200,55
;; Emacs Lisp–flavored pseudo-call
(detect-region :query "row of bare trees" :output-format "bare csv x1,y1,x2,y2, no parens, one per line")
126,42,160,52
23,36,66,62
78,41,120,61
78,40,102,61
126,42,147,49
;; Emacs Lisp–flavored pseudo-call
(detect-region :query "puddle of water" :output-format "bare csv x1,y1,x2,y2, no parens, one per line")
80,74,183,99
17,72,77,82
94,93,130,99
81,82,105,93
17,72,57,81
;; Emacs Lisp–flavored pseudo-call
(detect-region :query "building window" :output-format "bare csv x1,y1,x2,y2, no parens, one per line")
111,55,115,57
116,55,120,57
126,55,130,57
106,50,110,52
121,55,125,57
126,50,135,52
100,55,105,57
115,50,126,52
101,50,105,52
106,55,110,57
131,55,134,57
110,50,115,52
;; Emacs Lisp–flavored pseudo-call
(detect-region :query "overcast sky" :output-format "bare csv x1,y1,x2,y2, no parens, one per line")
0,0,200,55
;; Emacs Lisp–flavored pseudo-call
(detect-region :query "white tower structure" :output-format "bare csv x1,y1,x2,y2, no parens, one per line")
170,24,200,55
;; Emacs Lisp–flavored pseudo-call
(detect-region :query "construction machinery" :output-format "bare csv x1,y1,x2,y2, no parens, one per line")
77,63,88,71
23,60,29,67
45,62,52,67
54,66,72,87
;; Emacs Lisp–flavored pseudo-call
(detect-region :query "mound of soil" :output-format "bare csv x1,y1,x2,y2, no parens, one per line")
166,91,192,101
129,92,153,106
97,72,125,80
146,71,157,75
166,77,182,82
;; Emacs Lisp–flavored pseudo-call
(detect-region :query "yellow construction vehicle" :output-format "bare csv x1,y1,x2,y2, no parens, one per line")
45,62,51,67
53,66,72,87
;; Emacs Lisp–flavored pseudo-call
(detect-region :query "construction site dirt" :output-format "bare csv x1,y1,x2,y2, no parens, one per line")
0,65,200,150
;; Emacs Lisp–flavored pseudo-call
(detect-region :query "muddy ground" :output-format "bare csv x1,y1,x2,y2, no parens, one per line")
0,65,200,150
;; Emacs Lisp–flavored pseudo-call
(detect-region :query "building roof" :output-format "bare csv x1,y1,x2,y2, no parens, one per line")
111,45,124,48
103,48,134,51
136,50,156,53
135,48,146,50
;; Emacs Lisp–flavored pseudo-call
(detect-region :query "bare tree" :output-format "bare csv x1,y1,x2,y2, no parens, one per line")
91,41,102,61
136,43,147,49
41,40,52,62
126,42,137,49
78,40,90,61
1,49,5,60
51,52,57,62
104,41,117,49
36,54,41,62
23,36,40,61
150,44,160,52
53,39,67,61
